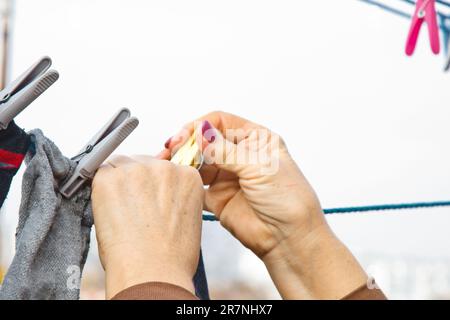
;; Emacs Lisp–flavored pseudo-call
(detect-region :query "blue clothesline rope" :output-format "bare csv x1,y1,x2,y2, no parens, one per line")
202,201,450,221
400,0,450,8
436,0,450,8
358,0,450,19
359,0,412,18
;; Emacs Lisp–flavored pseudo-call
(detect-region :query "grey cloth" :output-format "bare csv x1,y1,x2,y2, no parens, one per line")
0,129,93,300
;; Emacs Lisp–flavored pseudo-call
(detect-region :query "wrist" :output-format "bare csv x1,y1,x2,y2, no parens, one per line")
103,245,195,299
262,223,368,299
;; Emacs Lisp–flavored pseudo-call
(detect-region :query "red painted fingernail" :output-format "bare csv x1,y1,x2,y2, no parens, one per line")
201,120,216,143
164,137,173,148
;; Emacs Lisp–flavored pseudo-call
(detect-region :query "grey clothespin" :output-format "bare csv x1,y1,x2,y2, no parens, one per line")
59,108,139,198
0,56,59,129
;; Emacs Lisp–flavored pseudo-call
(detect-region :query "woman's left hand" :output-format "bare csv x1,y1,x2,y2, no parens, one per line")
91,155,204,299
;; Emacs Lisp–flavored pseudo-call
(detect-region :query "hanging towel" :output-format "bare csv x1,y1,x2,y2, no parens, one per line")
0,129,209,300
0,122,30,209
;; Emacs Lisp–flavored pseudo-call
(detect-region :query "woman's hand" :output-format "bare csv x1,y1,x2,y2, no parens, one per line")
164,111,324,257
162,111,368,299
91,155,204,299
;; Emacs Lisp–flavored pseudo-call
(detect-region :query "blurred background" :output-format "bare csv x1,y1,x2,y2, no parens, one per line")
1,0,450,299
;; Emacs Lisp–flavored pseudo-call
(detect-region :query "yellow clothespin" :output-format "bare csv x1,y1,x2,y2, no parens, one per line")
170,126,203,169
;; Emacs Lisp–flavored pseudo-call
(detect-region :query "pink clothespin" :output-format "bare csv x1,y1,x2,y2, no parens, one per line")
405,0,440,56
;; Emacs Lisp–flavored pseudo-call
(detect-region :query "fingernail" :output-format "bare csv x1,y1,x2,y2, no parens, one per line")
201,120,216,143
165,134,183,148
164,136,173,149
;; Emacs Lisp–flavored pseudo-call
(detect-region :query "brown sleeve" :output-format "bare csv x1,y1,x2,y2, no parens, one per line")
113,281,387,300
112,282,198,300
342,283,387,300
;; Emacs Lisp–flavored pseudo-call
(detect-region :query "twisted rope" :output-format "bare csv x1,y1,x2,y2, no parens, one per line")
202,201,450,221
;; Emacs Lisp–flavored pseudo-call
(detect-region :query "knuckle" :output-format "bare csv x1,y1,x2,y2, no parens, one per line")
153,159,175,173
143,160,178,182
126,162,149,177
207,110,224,117
179,164,198,177
92,168,113,187
123,162,139,172
271,130,284,144
132,154,154,163
92,169,120,195
109,154,132,165
179,166,204,188
206,110,227,122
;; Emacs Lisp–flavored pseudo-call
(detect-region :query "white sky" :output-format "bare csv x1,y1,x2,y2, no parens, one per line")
2,0,450,296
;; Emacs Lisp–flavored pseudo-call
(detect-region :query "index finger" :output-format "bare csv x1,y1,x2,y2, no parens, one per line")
185,111,264,134
167,111,266,150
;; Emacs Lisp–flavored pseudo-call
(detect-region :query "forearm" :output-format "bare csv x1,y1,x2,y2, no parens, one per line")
263,224,369,300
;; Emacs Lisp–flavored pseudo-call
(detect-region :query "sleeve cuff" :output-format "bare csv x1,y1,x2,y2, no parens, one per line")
342,282,387,300
112,281,199,300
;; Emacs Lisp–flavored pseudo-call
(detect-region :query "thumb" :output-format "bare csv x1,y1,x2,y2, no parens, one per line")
199,120,244,175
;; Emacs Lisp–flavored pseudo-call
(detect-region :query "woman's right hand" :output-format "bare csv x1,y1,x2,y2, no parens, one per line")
162,111,368,299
